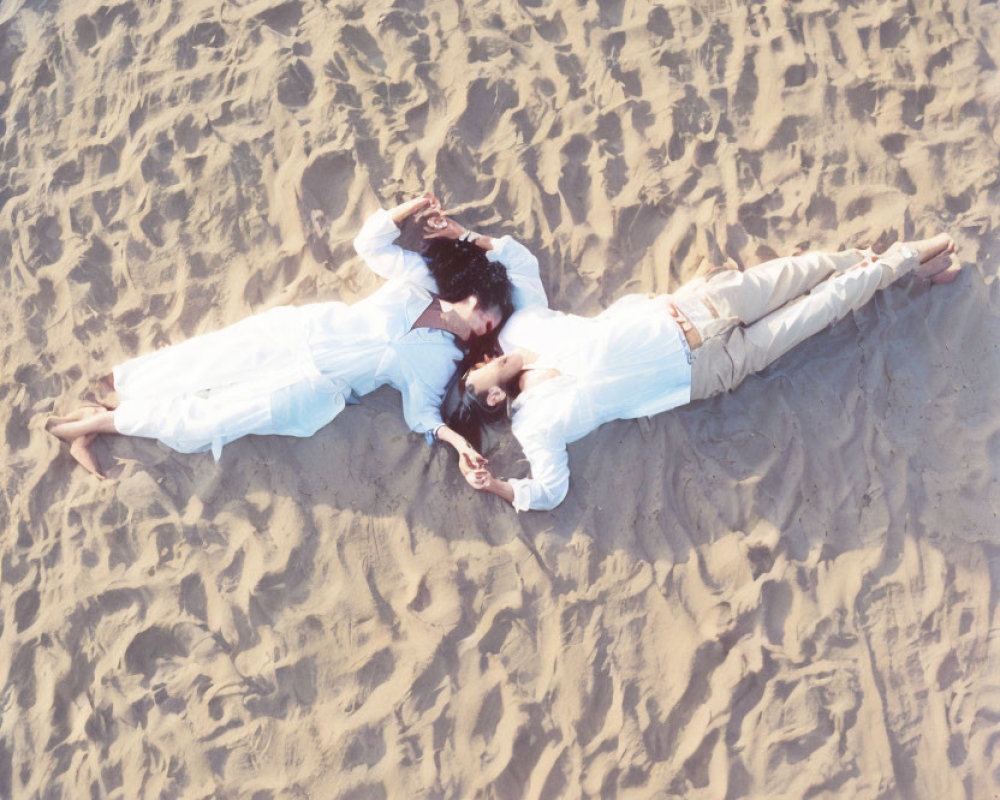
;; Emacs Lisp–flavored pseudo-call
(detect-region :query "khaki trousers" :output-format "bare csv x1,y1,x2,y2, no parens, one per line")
684,245,919,401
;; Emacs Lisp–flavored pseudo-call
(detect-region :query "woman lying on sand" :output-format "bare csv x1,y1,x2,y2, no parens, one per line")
47,194,520,479
447,233,959,511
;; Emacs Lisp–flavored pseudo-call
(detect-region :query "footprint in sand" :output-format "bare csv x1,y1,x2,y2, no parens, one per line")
28,214,63,267
558,133,592,224
124,625,189,681
595,111,628,198
277,58,315,107
175,21,227,70
255,1,304,36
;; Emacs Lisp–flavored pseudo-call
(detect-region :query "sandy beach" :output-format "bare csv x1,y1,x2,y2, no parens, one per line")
2,0,999,797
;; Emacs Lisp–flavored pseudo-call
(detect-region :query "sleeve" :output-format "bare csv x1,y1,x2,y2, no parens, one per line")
399,344,455,444
487,236,548,312
401,377,445,444
507,426,570,511
353,209,437,292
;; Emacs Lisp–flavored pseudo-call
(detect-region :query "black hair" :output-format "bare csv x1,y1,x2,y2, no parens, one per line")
396,212,515,360
424,238,515,322
441,360,508,451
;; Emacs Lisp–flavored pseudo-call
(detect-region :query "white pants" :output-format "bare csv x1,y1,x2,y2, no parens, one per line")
113,306,347,458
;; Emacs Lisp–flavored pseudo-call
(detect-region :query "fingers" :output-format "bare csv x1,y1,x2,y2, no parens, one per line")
460,451,488,470
422,211,449,232
424,219,461,239
410,192,441,212
417,191,442,210
468,468,491,490
423,219,449,234
462,465,492,490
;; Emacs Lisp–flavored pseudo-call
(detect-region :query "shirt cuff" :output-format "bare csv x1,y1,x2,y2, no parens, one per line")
508,478,533,512
356,208,400,244
424,424,444,447
370,208,401,234
485,235,512,262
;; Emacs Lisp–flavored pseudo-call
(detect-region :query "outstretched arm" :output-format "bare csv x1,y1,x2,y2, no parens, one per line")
465,467,515,505
387,194,438,226
464,434,569,511
353,194,440,287
435,423,488,471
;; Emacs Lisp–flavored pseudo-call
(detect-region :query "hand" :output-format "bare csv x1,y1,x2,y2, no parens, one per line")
420,191,443,213
463,465,495,492
456,442,487,471
389,192,442,224
422,213,464,241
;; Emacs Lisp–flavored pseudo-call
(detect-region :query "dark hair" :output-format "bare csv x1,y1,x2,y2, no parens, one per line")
424,238,515,321
441,361,508,451
396,213,515,359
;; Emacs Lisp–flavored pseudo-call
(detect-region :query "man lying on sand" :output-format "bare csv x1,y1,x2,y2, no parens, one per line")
446,231,959,511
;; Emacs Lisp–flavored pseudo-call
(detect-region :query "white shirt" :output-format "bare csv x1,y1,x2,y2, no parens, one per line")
303,208,465,439
501,293,694,512
334,212,546,440
484,233,548,319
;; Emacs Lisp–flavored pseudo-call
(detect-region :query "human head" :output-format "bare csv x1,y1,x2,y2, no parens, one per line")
464,351,524,403
396,215,515,345
441,295,502,341
442,352,523,450
422,238,515,341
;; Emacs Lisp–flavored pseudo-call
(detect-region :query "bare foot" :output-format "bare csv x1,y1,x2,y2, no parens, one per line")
69,434,107,480
46,405,116,479
903,233,956,265
921,253,961,284
45,404,110,442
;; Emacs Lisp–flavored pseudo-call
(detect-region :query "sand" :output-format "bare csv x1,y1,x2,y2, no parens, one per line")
2,0,999,797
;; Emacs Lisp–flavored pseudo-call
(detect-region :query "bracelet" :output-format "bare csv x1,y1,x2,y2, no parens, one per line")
460,229,481,243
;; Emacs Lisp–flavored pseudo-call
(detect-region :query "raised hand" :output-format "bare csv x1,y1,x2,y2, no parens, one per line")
388,191,442,224
422,213,464,241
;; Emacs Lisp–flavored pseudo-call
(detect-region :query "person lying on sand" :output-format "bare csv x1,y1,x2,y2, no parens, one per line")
46,194,518,479
446,233,959,511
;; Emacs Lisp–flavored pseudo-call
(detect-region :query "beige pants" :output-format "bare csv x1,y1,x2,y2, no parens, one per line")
683,245,919,401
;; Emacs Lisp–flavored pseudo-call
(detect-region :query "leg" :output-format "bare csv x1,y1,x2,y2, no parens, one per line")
689,239,950,400
112,387,272,459
685,232,957,335
113,305,309,401
113,376,346,459
46,407,119,479
695,249,865,329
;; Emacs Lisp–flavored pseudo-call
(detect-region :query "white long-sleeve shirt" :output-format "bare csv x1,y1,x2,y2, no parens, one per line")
308,207,464,439
500,290,694,511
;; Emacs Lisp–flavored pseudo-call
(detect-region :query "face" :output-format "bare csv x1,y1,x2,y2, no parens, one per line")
465,352,524,402
450,296,503,341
